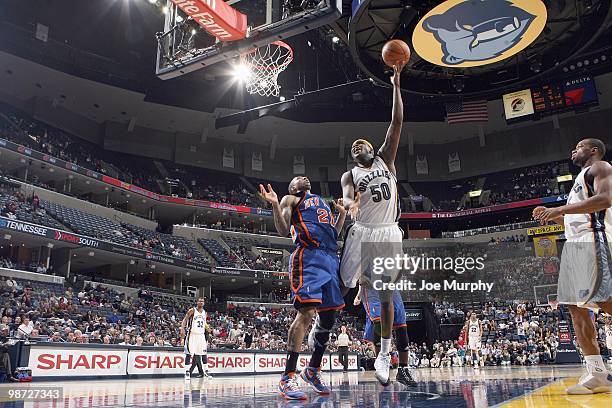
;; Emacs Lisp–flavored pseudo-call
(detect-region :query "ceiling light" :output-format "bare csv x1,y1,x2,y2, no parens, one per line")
279,96,286,102
232,63,251,82
332,36,339,44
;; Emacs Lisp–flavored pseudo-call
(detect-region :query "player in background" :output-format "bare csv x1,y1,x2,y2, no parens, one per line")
605,317,612,363
260,178,347,400
533,138,611,394
339,63,405,386
354,283,417,386
464,312,483,369
180,297,211,379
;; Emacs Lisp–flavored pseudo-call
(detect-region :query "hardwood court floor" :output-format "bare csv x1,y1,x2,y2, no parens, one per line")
1,364,610,407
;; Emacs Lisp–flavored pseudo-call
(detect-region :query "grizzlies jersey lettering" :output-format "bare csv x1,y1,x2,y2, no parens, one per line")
290,192,338,251
565,166,612,241
351,156,400,224
190,308,206,335
468,320,481,338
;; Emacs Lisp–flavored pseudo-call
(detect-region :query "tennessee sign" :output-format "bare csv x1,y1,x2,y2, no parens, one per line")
412,0,547,68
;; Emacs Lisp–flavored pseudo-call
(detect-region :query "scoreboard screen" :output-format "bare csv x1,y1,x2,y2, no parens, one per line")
532,83,565,113
563,76,598,107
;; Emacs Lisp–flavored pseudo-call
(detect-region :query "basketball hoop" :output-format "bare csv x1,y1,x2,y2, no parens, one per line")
240,41,293,97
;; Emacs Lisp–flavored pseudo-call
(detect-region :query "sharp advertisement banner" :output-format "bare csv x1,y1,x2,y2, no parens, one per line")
25,345,358,378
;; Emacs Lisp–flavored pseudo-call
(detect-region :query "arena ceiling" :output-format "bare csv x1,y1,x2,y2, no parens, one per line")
1,0,612,146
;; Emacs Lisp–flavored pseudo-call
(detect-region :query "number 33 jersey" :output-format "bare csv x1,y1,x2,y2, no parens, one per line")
351,155,400,224
290,192,338,251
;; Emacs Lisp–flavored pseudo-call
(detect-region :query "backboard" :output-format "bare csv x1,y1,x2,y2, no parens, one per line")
156,0,342,80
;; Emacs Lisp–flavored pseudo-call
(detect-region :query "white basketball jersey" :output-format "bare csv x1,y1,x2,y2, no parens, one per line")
190,308,206,335
565,165,612,241
606,324,612,348
351,156,400,224
468,320,481,338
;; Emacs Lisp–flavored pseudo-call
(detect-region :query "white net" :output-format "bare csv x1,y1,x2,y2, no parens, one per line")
240,41,293,97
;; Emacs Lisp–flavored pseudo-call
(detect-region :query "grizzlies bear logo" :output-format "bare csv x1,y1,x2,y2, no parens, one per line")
413,0,547,68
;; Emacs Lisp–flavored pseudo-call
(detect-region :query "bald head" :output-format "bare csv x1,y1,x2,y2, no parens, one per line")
583,138,606,158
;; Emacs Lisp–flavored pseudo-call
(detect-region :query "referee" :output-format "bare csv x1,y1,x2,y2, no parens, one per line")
336,325,350,372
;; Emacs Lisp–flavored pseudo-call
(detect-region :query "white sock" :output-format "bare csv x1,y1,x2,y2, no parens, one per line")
380,338,391,355
585,355,607,374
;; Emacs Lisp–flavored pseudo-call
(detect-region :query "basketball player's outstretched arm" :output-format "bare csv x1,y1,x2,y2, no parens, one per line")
180,308,194,337
332,198,347,233
533,161,612,224
340,172,360,218
259,184,295,237
378,64,404,176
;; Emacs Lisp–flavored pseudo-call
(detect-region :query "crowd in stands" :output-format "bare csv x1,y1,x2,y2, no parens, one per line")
0,184,285,272
0,103,596,219
223,235,285,271
415,160,573,213
0,276,361,352
0,105,264,209
0,257,50,275
420,300,563,367
3,274,611,372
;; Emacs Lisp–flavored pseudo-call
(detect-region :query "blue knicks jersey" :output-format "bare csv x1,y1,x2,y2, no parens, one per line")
290,192,338,251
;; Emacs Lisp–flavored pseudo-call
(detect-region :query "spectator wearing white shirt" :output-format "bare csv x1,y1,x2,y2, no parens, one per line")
17,317,33,339
336,326,350,372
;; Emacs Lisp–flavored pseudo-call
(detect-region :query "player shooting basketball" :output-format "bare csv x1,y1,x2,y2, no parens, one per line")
339,63,406,386
259,178,346,400
533,138,612,394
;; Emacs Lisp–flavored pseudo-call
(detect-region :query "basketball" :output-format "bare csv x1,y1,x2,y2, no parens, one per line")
382,39,411,68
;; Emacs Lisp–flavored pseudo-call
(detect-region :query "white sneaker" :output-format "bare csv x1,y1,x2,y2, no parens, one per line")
307,314,319,349
184,370,191,380
374,353,391,386
202,371,212,379
566,371,612,394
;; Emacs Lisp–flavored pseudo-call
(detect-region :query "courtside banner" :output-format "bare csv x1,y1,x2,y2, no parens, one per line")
127,350,187,375
329,354,358,371
24,345,359,378
28,347,128,377
207,353,255,374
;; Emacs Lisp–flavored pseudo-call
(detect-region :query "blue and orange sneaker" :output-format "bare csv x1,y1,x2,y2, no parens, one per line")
300,367,330,395
279,373,307,400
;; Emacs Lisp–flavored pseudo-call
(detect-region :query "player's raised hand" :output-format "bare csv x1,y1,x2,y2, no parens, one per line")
534,207,563,225
390,64,403,87
333,198,347,213
532,206,546,220
348,192,361,219
259,183,279,205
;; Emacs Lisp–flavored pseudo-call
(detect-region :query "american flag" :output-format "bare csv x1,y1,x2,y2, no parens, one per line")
445,100,489,124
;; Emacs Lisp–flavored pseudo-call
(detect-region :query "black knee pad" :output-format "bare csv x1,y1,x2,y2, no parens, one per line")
373,321,382,348
313,310,336,348
394,325,409,352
